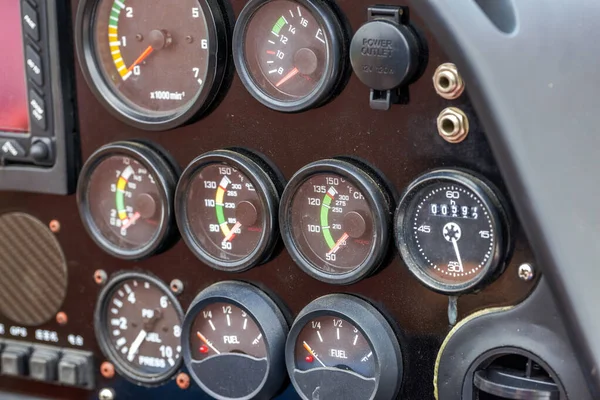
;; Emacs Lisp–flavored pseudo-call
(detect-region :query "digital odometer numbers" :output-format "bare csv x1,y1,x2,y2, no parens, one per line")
395,170,511,294
96,274,184,385
176,150,283,272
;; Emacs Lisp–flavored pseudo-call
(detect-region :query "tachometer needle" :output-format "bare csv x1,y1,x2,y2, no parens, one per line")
127,329,147,362
197,331,221,355
128,45,154,73
222,221,242,244
275,67,299,87
451,238,464,272
122,212,141,230
303,341,327,368
328,232,349,255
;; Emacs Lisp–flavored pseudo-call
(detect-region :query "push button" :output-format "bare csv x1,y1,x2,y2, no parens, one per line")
22,2,40,41
58,352,90,387
25,46,44,87
29,90,46,130
29,349,59,382
1,345,30,377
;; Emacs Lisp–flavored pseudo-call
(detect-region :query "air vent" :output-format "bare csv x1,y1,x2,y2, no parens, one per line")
473,353,559,399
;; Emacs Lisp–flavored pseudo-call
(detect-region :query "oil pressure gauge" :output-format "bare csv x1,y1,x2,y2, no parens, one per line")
286,294,403,400
175,149,284,272
395,169,512,294
182,281,289,399
280,158,395,285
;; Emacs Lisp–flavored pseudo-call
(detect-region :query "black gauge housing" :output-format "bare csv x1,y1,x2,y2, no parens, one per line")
182,281,289,400
94,271,185,386
395,169,512,294
175,148,284,272
286,294,403,400
77,140,179,261
280,157,394,285
75,0,231,130
233,0,348,112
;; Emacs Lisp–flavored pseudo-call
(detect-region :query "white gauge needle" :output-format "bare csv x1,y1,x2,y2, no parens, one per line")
303,341,327,368
451,238,464,272
127,329,147,362
197,332,221,355
222,221,242,244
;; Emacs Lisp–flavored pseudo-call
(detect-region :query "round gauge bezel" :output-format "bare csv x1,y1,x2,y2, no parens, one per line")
182,281,289,400
94,271,185,386
280,158,393,285
75,0,230,131
233,0,347,112
77,140,179,261
175,149,284,272
394,169,511,295
286,294,403,400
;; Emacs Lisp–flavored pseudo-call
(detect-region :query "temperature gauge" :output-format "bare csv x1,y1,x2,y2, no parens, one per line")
175,149,284,272
280,158,394,284
77,141,179,260
286,294,403,400
395,169,511,294
233,0,348,112
182,281,289,399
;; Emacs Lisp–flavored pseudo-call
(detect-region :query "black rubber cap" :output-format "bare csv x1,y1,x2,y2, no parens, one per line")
350,20,419,91
30,141,50,162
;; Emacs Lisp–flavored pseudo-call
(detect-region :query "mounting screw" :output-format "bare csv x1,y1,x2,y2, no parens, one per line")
49,220,61,233
176,372,190,390
433,63,465,100
94,270,108,285
170,279,184,295
56,312,68,325
99,388,115,400
518,263,535,281
100,361,115,379
437,107,469,143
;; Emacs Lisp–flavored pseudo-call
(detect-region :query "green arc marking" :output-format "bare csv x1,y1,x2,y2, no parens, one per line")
320,194,335,249
272,16,287,35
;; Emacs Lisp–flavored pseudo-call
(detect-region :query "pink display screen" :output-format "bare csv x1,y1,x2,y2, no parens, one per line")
0,2,29,133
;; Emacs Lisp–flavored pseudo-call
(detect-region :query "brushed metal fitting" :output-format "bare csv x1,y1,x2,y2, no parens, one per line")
433,63,465,100
437,107,469,143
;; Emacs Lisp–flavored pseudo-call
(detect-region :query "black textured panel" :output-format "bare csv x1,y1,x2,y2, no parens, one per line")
0,213,67,326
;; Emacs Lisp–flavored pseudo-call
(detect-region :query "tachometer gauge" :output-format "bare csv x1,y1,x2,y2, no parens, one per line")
95,272,184,385
233,0,348,112
175,149,284,272
280,158,394,285
77,141,179,260
286,294,403,400
76,0,231,130
395,169,511,294
182,281,289,399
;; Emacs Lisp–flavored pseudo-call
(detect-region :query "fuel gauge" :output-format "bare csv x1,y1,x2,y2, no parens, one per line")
182,281,289,400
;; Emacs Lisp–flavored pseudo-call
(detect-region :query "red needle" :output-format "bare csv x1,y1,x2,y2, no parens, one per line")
275,67,299,87
328,232,350,255
127,46,154,72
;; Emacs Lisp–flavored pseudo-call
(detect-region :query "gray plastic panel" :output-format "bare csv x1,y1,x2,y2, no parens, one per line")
410,0,600,395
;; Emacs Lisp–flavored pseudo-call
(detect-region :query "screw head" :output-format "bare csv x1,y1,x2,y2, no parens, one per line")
100,361,115,379
518,263,535,281
99,388,115,400
176,372,190,390
170,279,184,295
94,270,108,285
56,312,68,325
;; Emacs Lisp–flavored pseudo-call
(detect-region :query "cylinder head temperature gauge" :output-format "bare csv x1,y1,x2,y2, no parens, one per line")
233,0,348,112
77,141,179,260
95,272,184,385
280,158,394,285
286,294,403,400
175,149,284,272
395,169,512,294
182,281,289,400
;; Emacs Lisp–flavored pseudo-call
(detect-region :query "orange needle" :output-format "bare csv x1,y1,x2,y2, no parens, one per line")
303,341,326,367
127,46,154,72
328,232,350,255
122,212,141,230
275,67,299,87
223,222,242,243
197,332,221,354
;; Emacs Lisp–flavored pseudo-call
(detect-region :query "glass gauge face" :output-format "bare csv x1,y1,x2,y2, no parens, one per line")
87,155,165,252
100,276,183,381
185,164,265,263
93,0,210,116
243,0,329,101
405,182,498,287
289,173,374,274
295,316,375,379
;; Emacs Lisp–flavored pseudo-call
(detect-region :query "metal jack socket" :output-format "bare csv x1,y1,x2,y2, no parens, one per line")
433,63,465,100
437,107,469,143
